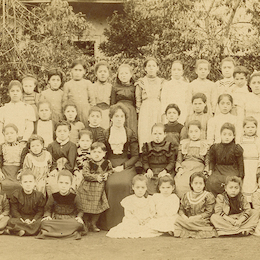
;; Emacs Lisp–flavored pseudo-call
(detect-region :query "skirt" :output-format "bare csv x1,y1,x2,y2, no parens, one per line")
7,218,41,236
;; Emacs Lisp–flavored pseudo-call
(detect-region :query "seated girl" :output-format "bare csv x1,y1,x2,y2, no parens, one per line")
0,183,10,234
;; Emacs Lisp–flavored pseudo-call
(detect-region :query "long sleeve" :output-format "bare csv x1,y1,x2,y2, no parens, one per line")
23,120,34,142
10,194,22,218
209,144,216,171
74,194,83,218
141,143,150,172
135,83,142,113
241,194,252,220
62,82,70,105
44,194,54,217
65,143,77,173
207,117,215,145
110,86,117,105
200,192,215,219
82,161,99,182
235,145,244,179
252,192,260,211
1,194,10,216
165,143,176,173
87,82,96,106
214,194,225,216
0,145,3,169
23,154,32,170
178,195,187,217
33,193,46,220
175,145,183,171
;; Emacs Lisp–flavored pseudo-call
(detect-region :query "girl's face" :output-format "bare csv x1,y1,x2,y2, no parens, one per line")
58,176,71,195
71,64,86,81
244,122,257,137
38,103,51,121
22,79,36,95
166,108,179,123
56,125,70,141
234,73,247,88
151,126,165,143
118,67,132,84
171,63,183,80
192,98,206,114
188,125,201,141
49,75,62,90
9,85,22,103
145,60,158,77
90,147,106,162
250,76,260,95
132,180,147,198
221,61,234,78
21,175,36,194
225,181,240,198
195,63,209,80
4,127,18,143
221,129,234,144
30,140,43,155
88,111,102,127
96,65,109,83
111,109,125,128
64,106,77,122
78,134,92,150
191,176,205,193
159,182,174,197
218,97,232,114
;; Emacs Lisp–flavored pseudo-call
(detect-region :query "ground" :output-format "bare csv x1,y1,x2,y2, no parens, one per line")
1,231,259,260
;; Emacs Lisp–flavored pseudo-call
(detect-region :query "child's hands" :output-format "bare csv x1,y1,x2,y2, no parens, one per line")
233,218,244,227
102,172,109,181
113,165,124,172
158,170,169,178
97,174,103,183
181,215,189,220
24,219,32,224
144,169,153,179
41,216,52,222
75,217,84,225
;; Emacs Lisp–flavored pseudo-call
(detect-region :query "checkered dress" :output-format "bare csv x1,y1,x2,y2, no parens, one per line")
78,159,113,214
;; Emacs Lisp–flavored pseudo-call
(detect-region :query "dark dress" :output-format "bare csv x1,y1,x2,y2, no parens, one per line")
37,191,85,239
164,121,183,145
7,188,46,235
206,141,244,196
86,125,105,143
99,127,139,230
142,140,176,194
111,81,137,135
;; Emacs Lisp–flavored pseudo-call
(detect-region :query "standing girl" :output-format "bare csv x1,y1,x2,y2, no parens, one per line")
39,69,64,124
135,57,164,151
111,64,137,134
174,172,216,238
62,59,95,127
175,120,209,198
206,123,244,196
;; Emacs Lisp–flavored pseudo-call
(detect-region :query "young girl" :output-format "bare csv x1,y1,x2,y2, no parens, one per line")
206,123,244,196
181,93,212,140
34,101,56,147
148,175,179,235
211,176,259,236
0,183,10,234
0,124,25,198
39,68,64,123
111,64,137,134
252,174,260,236
106,175,160,238
0,80,35,144
78,142,113,232
142,123,176,194
22,135,52,195
7,170,46,236
92,61,112,129
175,120,209,198
207,94,240,145
135,57,164,151
62,59,95,127
161,60,189,124
240,117,260,202
174,172,217,238
37,170,85,240
63,102,85,144
187,59,217,115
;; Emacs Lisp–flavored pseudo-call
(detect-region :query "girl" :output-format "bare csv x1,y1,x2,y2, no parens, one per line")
63,102,85,144
211,176,259,236
62,59,95,127
0,183,10,234
106,175,160,238
206,123,244,196
207,94,240,145
175,120,209,199
0,124,25,198
0,80,35,144
34,101,56,147
142,123,176,194
7,170,46,236
180,93,212,140
92,61,112,129
111,64,137,134
252,174,260,236
22,135,52,195
148,175,179,235
37,170,86,240
174,172,217,238
240,117,260,202
135,57,164,151
39,68,64,123
78,142,113,232
161,60,189,124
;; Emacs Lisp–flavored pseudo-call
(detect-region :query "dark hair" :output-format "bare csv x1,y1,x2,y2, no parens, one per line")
249,71,260,85
233,66,249,78
62,101,79,122
109,103,128,122
94,61,110,74
189,172,206,191
38,100,52,112
19,169,36,181
191,93,208,113
57,170,73,183
79,129,93,140
28,134,44,148
55,120,71,131
158,175,175,188
47,68,64,85
187,120,201,130
217,93,233,105
220,122,235,136
151,123,165,133
88,106,103,117
91,142,107,152
243,116,258,128
3,123,18,134
132,174,148,185
195,59,210,70
165,103,181,116
221,57,236,67
71,58,86,70
144,57,158,68
8,80,22,92
225,176,242,188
